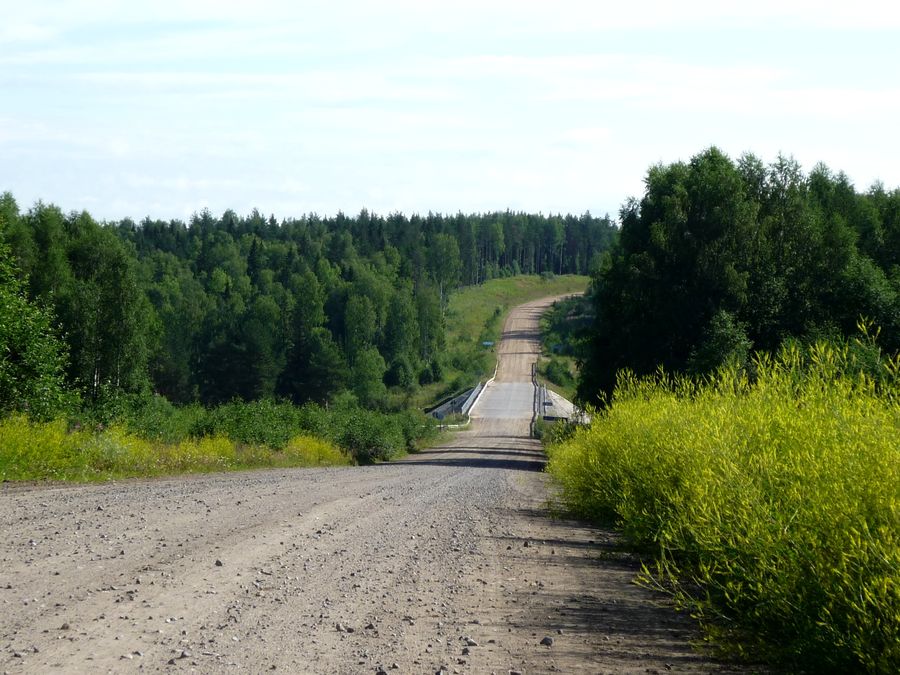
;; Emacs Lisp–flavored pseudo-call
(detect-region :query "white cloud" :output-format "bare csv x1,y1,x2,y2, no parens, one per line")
2,1,899,221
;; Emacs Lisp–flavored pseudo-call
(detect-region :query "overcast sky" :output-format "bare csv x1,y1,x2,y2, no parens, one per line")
2,1,899,222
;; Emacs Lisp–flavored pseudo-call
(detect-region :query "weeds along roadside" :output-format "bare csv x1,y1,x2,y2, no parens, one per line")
545,340,900,673
0,398,440,481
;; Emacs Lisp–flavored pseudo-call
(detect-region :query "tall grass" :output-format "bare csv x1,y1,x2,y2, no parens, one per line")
0,415,350,481
547,341,900,672
0,396,438,481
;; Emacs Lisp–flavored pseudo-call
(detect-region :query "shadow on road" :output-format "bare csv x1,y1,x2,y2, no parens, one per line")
395,454,546,472
413,447,544,459
487,506,758,673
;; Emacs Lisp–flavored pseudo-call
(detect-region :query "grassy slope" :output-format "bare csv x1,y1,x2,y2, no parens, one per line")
402,275,590,409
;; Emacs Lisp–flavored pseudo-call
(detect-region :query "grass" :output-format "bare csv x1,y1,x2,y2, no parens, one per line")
546,340,900,672
0,414,351,482
407,274,590,408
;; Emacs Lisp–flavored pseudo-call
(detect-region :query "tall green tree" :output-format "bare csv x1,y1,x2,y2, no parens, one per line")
0,243,71,418
579,147,900,404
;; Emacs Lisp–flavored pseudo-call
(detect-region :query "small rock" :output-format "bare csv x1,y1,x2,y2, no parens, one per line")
464,637,478,647
523,540,530,548
215,560,224,567
59,622,70,630
540,636,554,646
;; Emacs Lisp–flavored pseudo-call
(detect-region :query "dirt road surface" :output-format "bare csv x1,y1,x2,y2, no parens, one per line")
1,296,741,674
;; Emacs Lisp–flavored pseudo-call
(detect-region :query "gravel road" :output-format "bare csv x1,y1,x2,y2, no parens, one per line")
0,296,742,674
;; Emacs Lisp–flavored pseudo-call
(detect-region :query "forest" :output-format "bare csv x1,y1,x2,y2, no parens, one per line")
0,197,615,416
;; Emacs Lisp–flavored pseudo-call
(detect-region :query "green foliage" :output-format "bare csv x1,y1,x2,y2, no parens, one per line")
579,148,900,404
115,395,206,444
686,309,752,374
3,189,616,412
0,414,350,481
0,390,439,479
536,295,592,400
0,243,72,419
541,357,574,388
539,294,593,358
304,402,437,464
134,396,436,465
195,399,306,449
548,341,900,672
351,346,388,405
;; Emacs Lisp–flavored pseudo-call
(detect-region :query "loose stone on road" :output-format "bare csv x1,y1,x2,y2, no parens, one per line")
0,295,742,674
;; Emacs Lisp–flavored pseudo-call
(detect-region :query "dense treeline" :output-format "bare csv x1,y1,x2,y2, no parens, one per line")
0,192,615,412
578,147,900,403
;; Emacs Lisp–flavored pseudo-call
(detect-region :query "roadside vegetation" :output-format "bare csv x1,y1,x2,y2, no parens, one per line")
537,294,593,400
0,396,440,480
556,148,900,672
0,414,350,481
578,148,900,406
549,337,899,672
0,191,605,480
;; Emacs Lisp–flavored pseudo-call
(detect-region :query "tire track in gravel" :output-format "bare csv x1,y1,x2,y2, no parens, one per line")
0,296,748,674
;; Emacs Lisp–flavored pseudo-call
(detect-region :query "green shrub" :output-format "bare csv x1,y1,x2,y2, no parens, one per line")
120,395,206,444
547,341,900,672
196,399,303,448
542,357,574,387
328,406,405,463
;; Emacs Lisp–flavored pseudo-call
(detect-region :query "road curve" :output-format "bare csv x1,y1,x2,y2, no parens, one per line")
0,296,741,674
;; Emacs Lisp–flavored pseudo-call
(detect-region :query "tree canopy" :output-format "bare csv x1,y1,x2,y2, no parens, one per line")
578,148,900,404
0,194,615,409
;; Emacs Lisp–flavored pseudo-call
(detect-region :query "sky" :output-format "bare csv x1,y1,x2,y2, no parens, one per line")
2,1,900,223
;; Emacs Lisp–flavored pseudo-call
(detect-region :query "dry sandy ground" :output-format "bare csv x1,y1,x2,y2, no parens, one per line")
0,296,746,674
